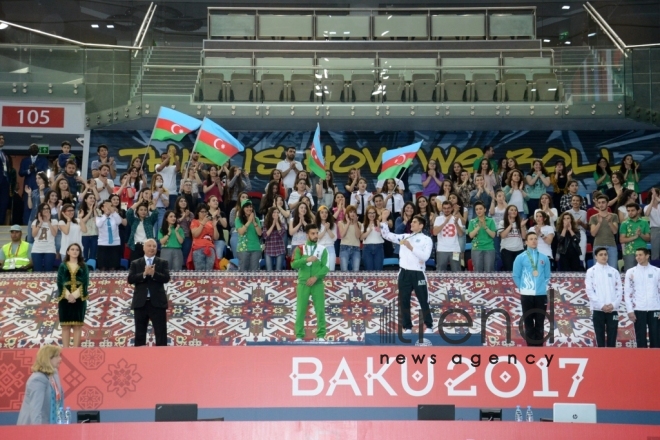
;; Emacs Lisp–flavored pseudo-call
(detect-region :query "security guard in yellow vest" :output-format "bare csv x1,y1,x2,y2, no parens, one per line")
0,225,32,271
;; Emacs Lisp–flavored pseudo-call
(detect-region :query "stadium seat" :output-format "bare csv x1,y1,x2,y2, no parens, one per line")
499,73,528,101
321,74,345,102
202,73,224,102
441,73,467,101
532,73,561,101
87,259,96,271
465,243,472,251
120,259,129,270
411,73,437,102
230,73,255,101
425,259,436,269
383,258,400,269
380,77,407,102
290,74,315,102
471,73,497,102
350,74,375,102
260,73,285,101
586,259,594,269
467,259,473,271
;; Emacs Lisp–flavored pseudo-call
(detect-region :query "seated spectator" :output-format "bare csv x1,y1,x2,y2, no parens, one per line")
434,201,464,272
338,205,361,271
235,199,262,271
467,201,497,272
190,203,218,271
316,205,337,271
556,212,584,272
263,206,287,271
31,203,58,272
126,200,159,261
360,206,384,271
0,225,32,271
498,205,527,271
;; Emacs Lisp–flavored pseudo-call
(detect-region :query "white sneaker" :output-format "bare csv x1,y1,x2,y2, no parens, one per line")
294,338,303,342
316,338,326,342
403,329,412,334
424,327,434,334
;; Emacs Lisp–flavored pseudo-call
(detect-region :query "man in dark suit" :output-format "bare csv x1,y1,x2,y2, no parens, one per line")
127,238,170,346
19,143,49,224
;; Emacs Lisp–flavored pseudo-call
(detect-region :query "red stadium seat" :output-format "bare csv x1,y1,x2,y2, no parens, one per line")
467,259,474,271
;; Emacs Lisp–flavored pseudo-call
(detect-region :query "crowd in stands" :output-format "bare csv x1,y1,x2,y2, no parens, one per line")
1,141,658,275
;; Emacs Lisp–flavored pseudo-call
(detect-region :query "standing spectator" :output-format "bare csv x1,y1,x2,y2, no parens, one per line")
338,205,362,271
619,154,640,193
567,195,588,265
289,202,314,250
58,204,82,261
126,200,159,261
513,232,552,346
350,177,370,222
174,196,194,264
130,157,149,190
187,150,208,180
316,205,337,271
415,196,435,239
56,243,89,347
421,159,444,198
25,172,49,243
296,170,313,192
448,161,464,185
372,194,394,257
585,247,622,347
95,200,124,270
589,194,620,270
606,172,625,208
532,211,555,267
16,346,64,425
266,169,287,200
94,164,115,204
260,179,283,216
498,205,527,271
620,203,651,272
182,166,203,203
470,174,493,217
19,143,49,224
203,164,225,204
228,192,249,256
593,157,613,193
227,165,252,212
556,212,584,271
525,160,551,215
0,134,10,225
288,178,314,211
117,167,141,209
235,199,262,271
109,194,128,247
91,144,117,179
474,158,497,195
151,173,170,233
375,175,404,196
550,159,572,210
158,210,184,271
617,190,638,223
276,147,303,191
263,206,287,271
208,195,228,259
644,188,660,260
535,193,558,225
504,169,529,219
190,204,218,271
624,247,660,349
53,176,76,207
434,201,464,272
179,178,200,214
472,145,498,173
78,193,99,262
394,202,415,256
455,170,474,215
361,206,385,271
155,150,180,208
467,201,497,272
558,180,580,213
497,157,512,191
316,170,338,208
127,239,170,346
450,193,469,266
380,178,404,218
58,160,83,201
57,140,75,173
333,193,346,222
437,180,454,205
344,168,360,199
31,204,58,272
490,189,508,270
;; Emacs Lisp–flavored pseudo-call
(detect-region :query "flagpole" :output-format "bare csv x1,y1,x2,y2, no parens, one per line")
139,118,159,177
184,142,197,181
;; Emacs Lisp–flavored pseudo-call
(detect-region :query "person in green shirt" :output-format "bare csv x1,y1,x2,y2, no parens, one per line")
619,202,650,272
467,201,497,272
291,224,329,342
472,145,498,174
158,210,185,271
235,199,263,271
619,154,640,193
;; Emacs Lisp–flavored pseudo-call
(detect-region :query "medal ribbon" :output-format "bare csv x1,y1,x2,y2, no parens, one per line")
526,249,538,274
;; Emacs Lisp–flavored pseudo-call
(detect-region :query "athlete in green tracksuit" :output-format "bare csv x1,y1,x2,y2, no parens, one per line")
291,224,329,341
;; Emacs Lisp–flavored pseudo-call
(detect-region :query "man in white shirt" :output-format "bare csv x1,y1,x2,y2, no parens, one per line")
156,151,180,208
644,188,660,260
624,247,660,348
585,247,622,347
276,147,303,191
380,209,434,335
350,177,371,223
95,200,124,270
433,201,464,272
95,164,115,203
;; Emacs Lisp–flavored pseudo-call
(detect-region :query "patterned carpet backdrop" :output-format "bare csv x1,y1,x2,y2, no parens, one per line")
0,271,637,348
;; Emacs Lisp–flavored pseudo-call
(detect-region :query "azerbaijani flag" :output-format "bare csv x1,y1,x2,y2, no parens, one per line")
192,117,245,166
308,123,325,179
152,107,202,142
378,141,423,180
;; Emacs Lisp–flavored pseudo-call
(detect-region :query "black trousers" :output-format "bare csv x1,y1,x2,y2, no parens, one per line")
592,310,618,347
134,299,168,346
130,243,145,262
520,295,548,347
559,251,584,272
501,249,523,271
96,245,122,270
398,268,433,330
634,310,660,348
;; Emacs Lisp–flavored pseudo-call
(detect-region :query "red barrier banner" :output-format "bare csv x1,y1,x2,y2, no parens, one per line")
1,346,659,413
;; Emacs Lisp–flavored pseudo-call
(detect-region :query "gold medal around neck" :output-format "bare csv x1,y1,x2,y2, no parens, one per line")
533,270,539,277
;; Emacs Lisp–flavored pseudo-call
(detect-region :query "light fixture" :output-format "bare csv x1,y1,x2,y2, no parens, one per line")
543,39,551,43
588,32,596,37
381,31,389,36
562,5,570,10
565,41,571,45
107,24,114,29
343,31,350,34
0,23,8,30
91,24,99,28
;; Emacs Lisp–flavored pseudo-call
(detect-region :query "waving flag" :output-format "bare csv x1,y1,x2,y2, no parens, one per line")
152,107,202,141
378,141,422,180
308,123,325,179
193,117,245,166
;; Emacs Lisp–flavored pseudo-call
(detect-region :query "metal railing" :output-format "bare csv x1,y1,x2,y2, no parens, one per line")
582,2,627,57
